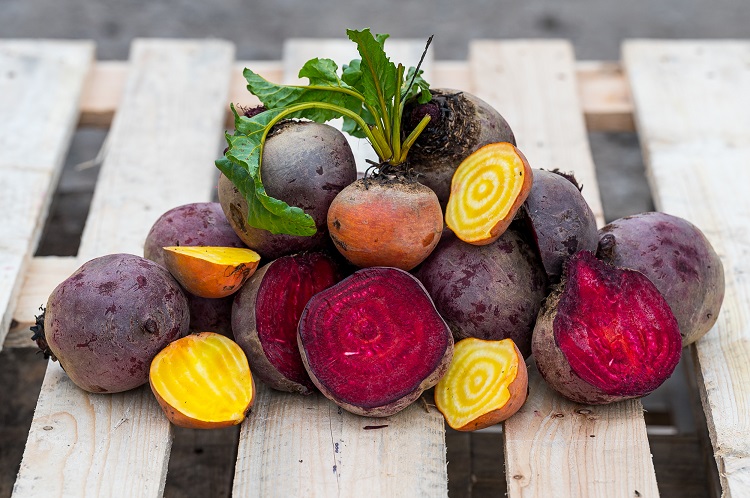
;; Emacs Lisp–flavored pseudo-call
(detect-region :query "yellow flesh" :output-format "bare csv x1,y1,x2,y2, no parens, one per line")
163,246,260,265
445,143,526,242
150,333,254,424
435,338,519,430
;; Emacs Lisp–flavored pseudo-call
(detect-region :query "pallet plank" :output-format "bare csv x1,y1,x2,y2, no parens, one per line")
6,256,79,348
0,41,94,351
469,40,659,497
231,39,448,498
624,40,750,498
12,39,235,497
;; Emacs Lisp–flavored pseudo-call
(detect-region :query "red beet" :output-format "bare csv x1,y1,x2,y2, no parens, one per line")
232,252,342,394
532,251,682,405
143,202,246,268
416,229,547,358
186,294,233,338
298,267,454,417
520,169,599,280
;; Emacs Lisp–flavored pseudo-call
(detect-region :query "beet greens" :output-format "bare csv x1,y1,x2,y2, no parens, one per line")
216,28,432,236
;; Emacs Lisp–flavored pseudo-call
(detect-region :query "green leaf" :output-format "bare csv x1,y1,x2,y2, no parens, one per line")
346,28,398,127
243,65,365,124
402,66,431,104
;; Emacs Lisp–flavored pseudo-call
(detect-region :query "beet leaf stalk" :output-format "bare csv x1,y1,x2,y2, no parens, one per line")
216,28,433,236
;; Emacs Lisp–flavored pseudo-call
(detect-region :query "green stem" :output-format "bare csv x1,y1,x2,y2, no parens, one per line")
261,101,391,161
390,64,405,163
397,114,431,164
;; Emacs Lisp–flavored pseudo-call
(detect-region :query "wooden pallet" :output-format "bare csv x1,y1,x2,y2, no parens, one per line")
1,37,748,497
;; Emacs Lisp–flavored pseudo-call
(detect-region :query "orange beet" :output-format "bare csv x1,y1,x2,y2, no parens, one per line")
149,332,255,429
445,142,533,245
435,338,528,431
327,178,443,271
162,246,261,298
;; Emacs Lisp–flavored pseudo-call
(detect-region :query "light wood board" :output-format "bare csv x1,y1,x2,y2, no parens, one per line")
231,39,448,498
469,40,659,497
624,39,750,498
12,39,235,497
0,41,94,352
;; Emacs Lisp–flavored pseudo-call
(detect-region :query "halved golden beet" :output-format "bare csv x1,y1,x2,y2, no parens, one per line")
445,142,532,245
162,246,261,298
435,337,528,431
149,332,255,429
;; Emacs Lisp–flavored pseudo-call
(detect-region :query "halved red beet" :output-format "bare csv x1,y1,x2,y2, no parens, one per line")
532,251,682,405
298,267,454,417
232,252,342,394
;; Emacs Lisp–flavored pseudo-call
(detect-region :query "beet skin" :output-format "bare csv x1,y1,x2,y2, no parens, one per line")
43,254,190,393
298,267,454,417
532,251,682,405
521,169,599,280
416,229,547,358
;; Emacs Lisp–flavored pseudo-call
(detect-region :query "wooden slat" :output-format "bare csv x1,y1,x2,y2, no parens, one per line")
469,40,659,497
624,40,750,498
12,39,235,497
5,256,79,348
231,39,448,498
0,41,94,352
77,59,636,133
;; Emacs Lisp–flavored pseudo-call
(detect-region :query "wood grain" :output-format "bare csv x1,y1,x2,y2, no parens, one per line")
0,41,94,351
469,40,658,497
12,39,235,497
624,40,750,498
77,60,636,132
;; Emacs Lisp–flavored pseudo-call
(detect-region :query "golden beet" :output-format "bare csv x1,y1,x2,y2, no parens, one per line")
445,142,532,245
162,246,260,298
435,337,528,431
149,332,255,429
327,178,443,271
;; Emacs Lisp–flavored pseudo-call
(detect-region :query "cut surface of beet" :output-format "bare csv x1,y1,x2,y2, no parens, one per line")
298,267,453,414
551,251,681,398
255,253,340,390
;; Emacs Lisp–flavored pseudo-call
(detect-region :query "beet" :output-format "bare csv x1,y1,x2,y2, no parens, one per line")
533,251,682,405
520,169,599,280
416,229,547,358
298,267,454,417
218,121,357,259
597,211,725,346
143,202,246,268
186,294,233,337
232,252,342,394
40,254,190,393
403,88,516,206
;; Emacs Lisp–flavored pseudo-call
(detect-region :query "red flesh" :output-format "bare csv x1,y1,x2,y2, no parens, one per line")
553,251,681,398
255,253,340,390
298,267,452,411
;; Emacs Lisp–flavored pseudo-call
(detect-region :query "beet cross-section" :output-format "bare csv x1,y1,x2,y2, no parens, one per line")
232,252,342,394
533,251,682,405
298,267,454,417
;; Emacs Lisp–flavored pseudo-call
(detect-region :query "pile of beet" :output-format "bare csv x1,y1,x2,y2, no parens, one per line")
33,30,726,431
